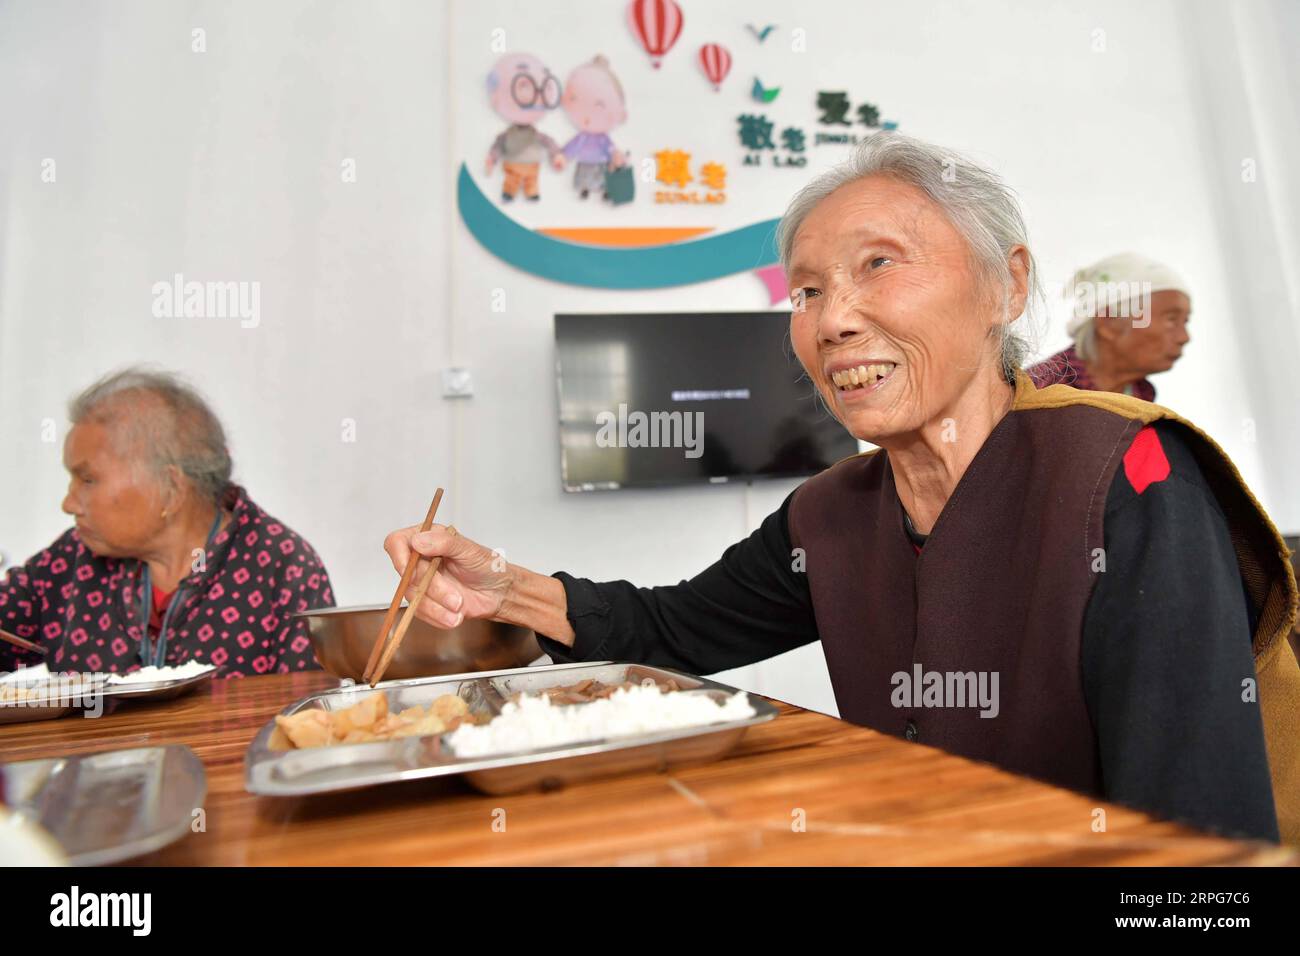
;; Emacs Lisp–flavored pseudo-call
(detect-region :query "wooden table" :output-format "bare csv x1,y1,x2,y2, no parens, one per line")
1,672,1292,866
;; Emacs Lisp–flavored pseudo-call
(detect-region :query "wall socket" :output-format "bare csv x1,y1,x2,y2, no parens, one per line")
441,367,473,398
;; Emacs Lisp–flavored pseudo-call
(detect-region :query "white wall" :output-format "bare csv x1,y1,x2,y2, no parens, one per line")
1,0,1296,717
0,0,455,607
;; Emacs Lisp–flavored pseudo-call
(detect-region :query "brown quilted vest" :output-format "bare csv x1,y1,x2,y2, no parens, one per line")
787,372,1300,843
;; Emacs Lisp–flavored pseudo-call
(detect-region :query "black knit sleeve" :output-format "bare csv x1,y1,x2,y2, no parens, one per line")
534,492,818,675
1082,421,1279,842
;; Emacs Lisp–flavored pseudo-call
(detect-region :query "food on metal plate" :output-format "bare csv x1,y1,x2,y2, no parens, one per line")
269,690,482,750
450,682,756,758
512,676,684,705
0,684,47,705
105,661,216,684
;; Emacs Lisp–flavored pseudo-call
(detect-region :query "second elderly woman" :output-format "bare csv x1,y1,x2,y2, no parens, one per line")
0,367,335,677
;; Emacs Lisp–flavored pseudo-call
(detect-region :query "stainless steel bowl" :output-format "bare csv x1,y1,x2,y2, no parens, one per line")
297,604,543,681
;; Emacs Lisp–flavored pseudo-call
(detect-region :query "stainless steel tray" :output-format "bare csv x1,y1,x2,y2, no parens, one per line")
0,674,110,725
0,668,215,724
100,667,217,702
0,744,207,865
245,662,777,797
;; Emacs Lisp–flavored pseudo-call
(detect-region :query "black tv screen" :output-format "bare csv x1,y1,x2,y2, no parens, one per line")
555,312,860,492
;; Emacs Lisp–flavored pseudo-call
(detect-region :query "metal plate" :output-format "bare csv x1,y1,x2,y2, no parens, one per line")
0,744,207,865
100,667,217,702
245,662,777,797
0,674,110,725
0,700,76,725
0,668,215,723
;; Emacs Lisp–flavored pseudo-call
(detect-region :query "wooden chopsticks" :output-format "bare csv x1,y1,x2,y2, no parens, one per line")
365,488,455,687
1,627,47,657
369,527,458,687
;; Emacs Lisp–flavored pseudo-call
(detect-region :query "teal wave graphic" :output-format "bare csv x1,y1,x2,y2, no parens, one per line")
457,164,780,289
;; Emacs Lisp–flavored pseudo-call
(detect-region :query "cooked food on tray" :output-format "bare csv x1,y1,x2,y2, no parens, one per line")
0,668,101,705
264,672,755,759
447,682,756,758
0,660,213,691
512,676,685,705
0,659,216,712
105,661,217,685
0,663,52,688
0,683,50,705
269,690,483,750
244,664,777,797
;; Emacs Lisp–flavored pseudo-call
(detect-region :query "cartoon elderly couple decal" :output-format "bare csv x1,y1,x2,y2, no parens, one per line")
485,53,630,203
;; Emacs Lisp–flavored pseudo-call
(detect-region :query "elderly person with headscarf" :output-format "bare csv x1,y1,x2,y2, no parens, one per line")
1029,253,1192,399
0,368,335,677
385,135,1299,845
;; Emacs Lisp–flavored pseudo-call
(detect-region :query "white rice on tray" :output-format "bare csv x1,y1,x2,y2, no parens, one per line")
1,661,215,686
0,663,51,686
446,683,757,758
105,661,216,684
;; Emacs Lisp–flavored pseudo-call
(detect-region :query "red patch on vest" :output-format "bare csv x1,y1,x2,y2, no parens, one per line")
1123,426,1171,494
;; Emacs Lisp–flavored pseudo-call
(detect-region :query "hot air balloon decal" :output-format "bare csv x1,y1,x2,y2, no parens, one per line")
698,43,732,91
627,0,684,70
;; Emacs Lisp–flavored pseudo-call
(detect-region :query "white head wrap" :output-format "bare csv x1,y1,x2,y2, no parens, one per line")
1064,252,1191,335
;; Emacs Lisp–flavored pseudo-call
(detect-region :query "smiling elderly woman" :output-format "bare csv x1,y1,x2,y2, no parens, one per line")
0,368,335,677
385,134,1299,845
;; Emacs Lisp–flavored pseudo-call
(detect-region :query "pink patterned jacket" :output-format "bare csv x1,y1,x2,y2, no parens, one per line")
0,485,334,677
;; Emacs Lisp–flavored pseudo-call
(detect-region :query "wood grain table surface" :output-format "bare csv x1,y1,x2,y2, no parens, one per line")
1,671,1293,866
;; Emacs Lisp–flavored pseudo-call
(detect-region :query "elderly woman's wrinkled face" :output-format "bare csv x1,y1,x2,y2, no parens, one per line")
788,175,1006,444
1101,289,1192,376
61,422,166,558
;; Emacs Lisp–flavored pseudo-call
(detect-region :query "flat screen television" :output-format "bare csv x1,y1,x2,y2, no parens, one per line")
555,312,860,492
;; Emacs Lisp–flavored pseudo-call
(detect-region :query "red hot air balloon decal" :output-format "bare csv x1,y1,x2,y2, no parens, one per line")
628,0,684,70
698,43,732,91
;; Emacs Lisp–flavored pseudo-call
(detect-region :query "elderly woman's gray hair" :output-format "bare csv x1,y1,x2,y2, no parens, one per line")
68,367,233,504
776,133,1042,382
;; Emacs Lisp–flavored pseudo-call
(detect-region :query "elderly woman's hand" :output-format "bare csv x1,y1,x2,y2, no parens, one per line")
383,525,577,645
383,525,511,628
